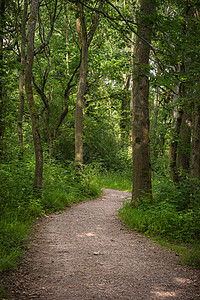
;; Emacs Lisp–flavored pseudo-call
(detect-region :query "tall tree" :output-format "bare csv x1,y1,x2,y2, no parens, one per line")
190,80,200,181
120,75,130,144
0,0,5,159
177,111,191,173
75,0,104,165
25,0,43,190
131,0,156,203
190,5,200,181
17,0,28,157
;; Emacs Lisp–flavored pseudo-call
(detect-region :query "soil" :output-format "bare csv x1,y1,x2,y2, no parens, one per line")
2,189,200,299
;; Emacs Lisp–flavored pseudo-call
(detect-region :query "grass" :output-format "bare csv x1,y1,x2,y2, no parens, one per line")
95,171,200,267
118,179,200,268
97,169,132,192
0,159,102,274
97,169,200,268
1,161,200,289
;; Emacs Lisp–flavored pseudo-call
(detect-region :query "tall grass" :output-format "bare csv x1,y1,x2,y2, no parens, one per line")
0,158,101,273
119,179,200,267
97,169,132,192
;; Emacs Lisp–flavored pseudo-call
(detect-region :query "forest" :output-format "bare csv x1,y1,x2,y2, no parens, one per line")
0,0,200,279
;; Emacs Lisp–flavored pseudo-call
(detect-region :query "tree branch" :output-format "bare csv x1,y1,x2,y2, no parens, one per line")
34,0,58,56
87,0,105,47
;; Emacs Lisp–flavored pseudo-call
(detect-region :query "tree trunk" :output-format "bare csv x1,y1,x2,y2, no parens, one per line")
190,10,200,181
75,44,88,164
169,63,186,183
17,0,27,158
120,75,130,144
131,0,155,203
25,0,43,190
177,111,191,173
190,99,200,180
75,0,104,165
0,0,5,159
169,108,183,183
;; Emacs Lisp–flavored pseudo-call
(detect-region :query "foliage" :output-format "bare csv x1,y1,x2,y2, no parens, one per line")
119,178,200,266
83,115,131,170
0,157,101,272
1,0,200,277
42,160,101,212
97,168,132,192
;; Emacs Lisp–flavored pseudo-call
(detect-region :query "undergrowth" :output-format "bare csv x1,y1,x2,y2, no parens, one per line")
118,179,200,267
1,156,200,287
0,158,101,273
97,168,132,192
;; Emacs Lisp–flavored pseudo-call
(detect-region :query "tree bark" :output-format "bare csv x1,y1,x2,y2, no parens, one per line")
190,97,200,180
0,0,5,159
131,0,155,203
75,1,87,164
17,0,28,158
190,6,200,181
120,75,130,144
75,0,104,165
169,108,183,183
25,0,43,190
169,63,186,183
75,44,87,164
177,111,191,173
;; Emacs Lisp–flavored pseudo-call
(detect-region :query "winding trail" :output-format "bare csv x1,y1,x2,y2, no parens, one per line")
6,189,200,299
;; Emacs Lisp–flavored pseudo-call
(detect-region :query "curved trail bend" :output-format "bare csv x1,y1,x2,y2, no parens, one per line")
7,189,200,299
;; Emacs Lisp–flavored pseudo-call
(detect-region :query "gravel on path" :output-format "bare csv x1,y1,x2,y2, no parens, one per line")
3,189,200,299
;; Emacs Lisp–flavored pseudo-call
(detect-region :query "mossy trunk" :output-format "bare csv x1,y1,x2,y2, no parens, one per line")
190,100,200,180
169,109,183,183
25,0,43,191
0,0,5,159
120,75,130,144
177,111,192,174
17,0,27,158
131,0,155,203
75,45,88,165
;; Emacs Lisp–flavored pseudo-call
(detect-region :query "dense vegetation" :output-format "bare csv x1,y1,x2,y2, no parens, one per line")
118,173,200,267
0,0,200,285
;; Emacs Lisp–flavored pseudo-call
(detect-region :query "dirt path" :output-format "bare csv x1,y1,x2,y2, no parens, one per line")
5,189,200,299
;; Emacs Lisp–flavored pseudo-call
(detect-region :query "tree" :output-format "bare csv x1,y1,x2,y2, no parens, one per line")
120,75,131,145
177,111,191,173
75,0,104,165
131,0,156,203
25,0,43,190
166,1,200,183
190,81,200,181
190,6,200,181
31,0,77,156
0,0,5,159
17,0,28,157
